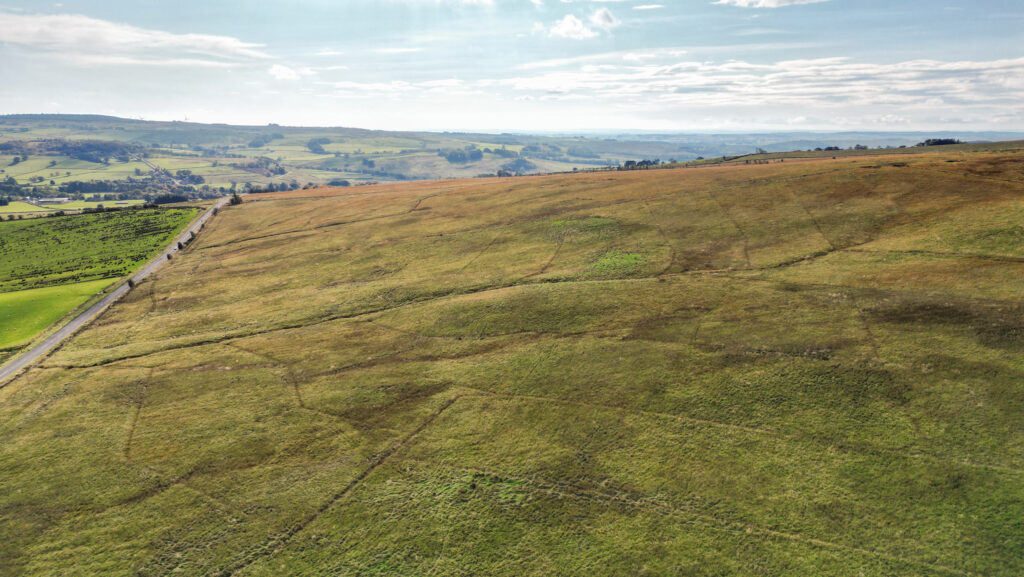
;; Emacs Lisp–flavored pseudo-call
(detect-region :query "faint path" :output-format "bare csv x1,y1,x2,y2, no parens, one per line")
0,197,230,386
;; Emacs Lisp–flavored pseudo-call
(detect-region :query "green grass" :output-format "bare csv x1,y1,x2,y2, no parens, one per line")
0,279,114,350
592,250,646,273
1,149,1023,576
0,155,150,185
0,208,198,292
0,202,48,214
37,200,145,210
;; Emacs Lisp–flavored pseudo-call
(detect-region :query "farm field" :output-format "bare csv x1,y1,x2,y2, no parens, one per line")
0,155,151,184
1,146,1023,575
0,278,114,352
0,202,47,214
0,208,199,366
37,200,146,211
0,208,198,293
1,200,148,218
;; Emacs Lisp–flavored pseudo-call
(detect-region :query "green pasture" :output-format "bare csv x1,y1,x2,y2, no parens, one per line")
0,278,113,351
1,155,150,184
0,208,198,292
0,202,48,214
38,200,145,211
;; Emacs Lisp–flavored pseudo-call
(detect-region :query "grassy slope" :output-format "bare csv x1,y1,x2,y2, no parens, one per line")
0,279,115,350
0,208,199,292
1,147,1023,575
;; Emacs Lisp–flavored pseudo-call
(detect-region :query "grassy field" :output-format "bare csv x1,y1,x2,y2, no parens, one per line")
0,202,48,214
1,200,146,218
0,208,198,293
0,278,115,351
0,155,151,184
1,146,1023,575
37,200,146,211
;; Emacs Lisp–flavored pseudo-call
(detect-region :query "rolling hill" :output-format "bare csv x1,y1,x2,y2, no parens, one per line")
1,145,1023,576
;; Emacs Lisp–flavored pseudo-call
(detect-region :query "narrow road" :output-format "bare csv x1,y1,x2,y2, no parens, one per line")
0,197,230,385
133,155,181,186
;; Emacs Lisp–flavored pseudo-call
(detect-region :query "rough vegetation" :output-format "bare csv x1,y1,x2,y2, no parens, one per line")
1,146,1023,576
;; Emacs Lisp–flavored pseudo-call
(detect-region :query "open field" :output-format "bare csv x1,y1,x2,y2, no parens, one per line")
0,279,115,352
0,155,151,184
0,208,199,293
37,200,146,211
0,202,48,214
1,145,1023,575
2,200,149,218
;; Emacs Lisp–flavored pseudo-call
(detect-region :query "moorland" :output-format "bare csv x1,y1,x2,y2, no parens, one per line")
1,142,1023,576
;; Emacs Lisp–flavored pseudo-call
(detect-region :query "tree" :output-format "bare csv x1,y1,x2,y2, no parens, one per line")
230,192,243,205
307,138,330,154
917,138,961,147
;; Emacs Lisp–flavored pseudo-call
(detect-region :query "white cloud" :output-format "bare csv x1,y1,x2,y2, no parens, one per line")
375,47,424,54
633,4,664,9
589,8,620,32
548,15,597,39
268,64,314,80
269,65,301,80
494,55,1024,115
0,11,269,66
518,47,688,70
714,0,830,7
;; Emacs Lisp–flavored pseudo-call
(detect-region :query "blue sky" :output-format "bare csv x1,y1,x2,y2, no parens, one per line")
0,0,1021,131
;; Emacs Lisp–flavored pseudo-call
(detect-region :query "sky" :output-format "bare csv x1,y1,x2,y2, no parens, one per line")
0,0,1021,132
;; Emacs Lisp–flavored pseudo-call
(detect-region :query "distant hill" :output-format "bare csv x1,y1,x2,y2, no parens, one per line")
1,114,1021,198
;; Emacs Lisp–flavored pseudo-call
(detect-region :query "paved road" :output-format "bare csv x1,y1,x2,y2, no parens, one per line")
0,197,230,385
